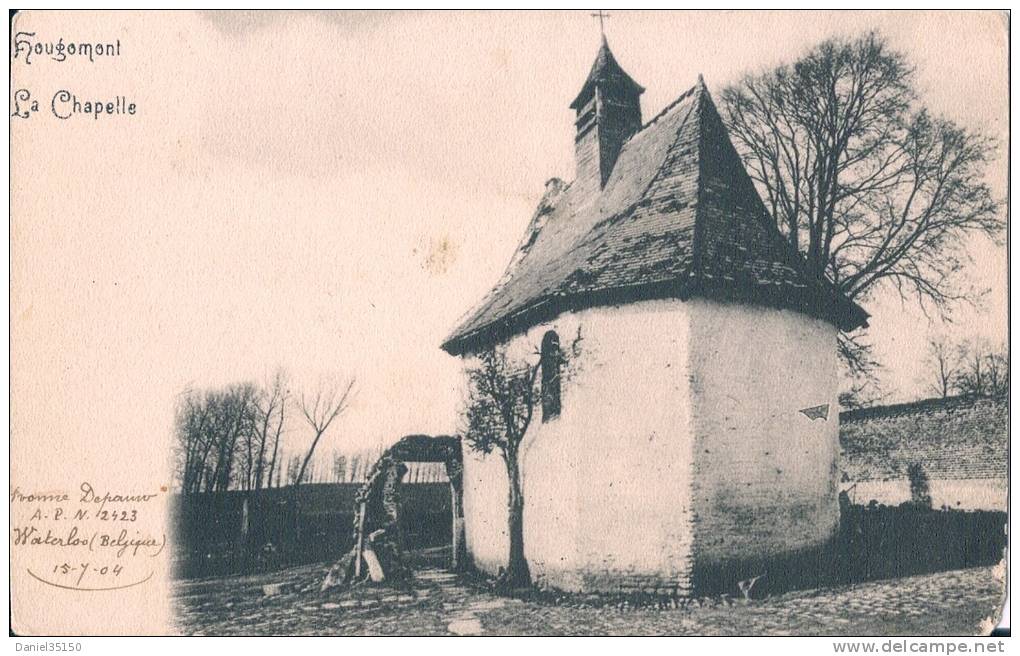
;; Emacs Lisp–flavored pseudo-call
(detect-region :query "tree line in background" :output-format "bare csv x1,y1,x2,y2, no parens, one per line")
925,338,1008,400
172,371,362,495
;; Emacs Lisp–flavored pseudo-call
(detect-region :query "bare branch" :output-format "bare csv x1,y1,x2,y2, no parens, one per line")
293,377,356,487
721,32,1003,380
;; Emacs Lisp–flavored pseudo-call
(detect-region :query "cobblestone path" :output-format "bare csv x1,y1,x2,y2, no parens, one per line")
172,563,1005,636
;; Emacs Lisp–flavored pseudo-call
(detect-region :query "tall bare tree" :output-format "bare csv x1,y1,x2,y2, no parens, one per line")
294,378,356,487
174,388,213,495
924,339,960,399
462,347,542,589
210,383,258,492
720,32,1002,380
250,370,288,491
265,388,287,489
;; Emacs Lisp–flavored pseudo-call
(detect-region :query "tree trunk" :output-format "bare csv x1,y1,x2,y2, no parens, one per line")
265,404,285,489
450,479,466,571
503,455,530,588
294,431,324,487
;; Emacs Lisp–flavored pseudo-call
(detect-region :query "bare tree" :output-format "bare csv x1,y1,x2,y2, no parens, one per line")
238,402,260,492
720,32,1003,379
955,339,1008,397
251,370,288,491
980,350,1009,397
173,387,212,495
922,337,1007,399
210,383,258,492
265,387,287,489
925,339,960,398
173,383,258,494
294,378,356,487
462,347,542,589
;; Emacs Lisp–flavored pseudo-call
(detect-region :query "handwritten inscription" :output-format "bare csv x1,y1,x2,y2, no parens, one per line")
11,483,165,591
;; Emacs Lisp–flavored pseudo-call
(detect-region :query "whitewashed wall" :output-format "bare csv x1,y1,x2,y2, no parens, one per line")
685,299,840,566
461,299,696,593
460,297,839,594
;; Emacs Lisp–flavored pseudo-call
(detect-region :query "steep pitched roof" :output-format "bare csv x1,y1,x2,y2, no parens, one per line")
442,79,868,356
570,35,645,109
839,395,1007,482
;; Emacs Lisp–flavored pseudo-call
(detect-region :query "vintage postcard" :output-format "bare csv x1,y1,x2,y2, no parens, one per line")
8,9,1009,640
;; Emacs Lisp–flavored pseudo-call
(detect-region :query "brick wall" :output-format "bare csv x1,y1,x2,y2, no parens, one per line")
839,395,1007,511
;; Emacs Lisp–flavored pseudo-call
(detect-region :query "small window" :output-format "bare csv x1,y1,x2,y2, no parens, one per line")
540,330,562,421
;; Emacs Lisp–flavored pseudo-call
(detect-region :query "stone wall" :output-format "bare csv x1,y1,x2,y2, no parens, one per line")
839,395,1007,512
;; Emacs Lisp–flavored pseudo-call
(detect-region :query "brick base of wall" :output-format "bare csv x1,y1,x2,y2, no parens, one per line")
579,571,694,598
465,506,1007,600
690,537,839,598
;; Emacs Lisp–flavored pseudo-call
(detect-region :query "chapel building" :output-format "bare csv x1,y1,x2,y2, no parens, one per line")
441,37,868,595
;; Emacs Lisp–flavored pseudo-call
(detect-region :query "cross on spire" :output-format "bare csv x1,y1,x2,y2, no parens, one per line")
590,10,610,36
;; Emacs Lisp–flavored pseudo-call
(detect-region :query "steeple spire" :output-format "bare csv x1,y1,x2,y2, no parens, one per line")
569,35,644,111
570,36,644,193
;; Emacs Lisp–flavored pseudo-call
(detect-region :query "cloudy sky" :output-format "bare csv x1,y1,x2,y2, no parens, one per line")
12,10,1007,471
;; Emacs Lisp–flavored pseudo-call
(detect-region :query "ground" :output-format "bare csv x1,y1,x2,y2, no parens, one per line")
172,556,1005,636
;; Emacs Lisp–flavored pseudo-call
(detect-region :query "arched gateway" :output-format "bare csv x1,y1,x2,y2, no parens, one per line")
321,434,464,591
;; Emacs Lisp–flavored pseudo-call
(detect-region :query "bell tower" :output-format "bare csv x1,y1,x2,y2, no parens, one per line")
570,35,644,194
